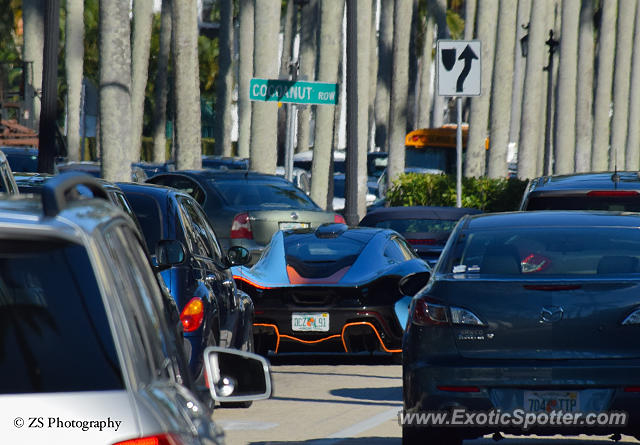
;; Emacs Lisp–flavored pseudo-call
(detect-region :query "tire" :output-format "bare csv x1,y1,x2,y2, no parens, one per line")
402,426,462,445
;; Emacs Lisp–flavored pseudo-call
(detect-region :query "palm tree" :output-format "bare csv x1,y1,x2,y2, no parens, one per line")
612,0,636,169
152,0,172,163
626,2,640,169
553,0,579,174
65,0,84,162
99,0,132,182
591,0,617,171
296,0,318,154
374,0,394,151
574,0,595,172
130,0,153,163
368,1,378,151
387,0,413,190
430,0,449,127
464,0,477,40
465,0,498,178
214,0,234,157
172,0,202,170
311,0,345,209
487,0,517,178
22,0,44,129
508,0,532,155
250,0,281,174
237,0,254,158
417,8,435,129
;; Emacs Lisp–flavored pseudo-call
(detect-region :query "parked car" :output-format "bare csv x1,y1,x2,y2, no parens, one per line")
233,223,431,357
0,172,271,445
147,170,345,263
402,211,640,444
57,160,149,183
275,166,311,194
0,150,18,194
0,145,61,174
520,171,640,211
133,161,176,178
119,182,255,387
331,173,379,212
359,206,482,266
202,155,249,170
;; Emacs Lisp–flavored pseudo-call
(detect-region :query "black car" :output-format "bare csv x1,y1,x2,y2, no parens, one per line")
147,170,343,263
0,145,59,173
402,211,640,444
119,182,254,385
520,171,640,211
57,160,149,182
0,150,18,194
360,206,481,266
202,155,249,170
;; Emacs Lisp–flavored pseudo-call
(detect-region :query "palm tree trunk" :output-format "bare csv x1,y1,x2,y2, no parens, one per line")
591,0,617,171
625,1,640,169
508,0,531,153
612,0,636,169
237,0,254,158
368,0,378,151
250,0,281,174
152,0,172,163
65,0,84,162
214,0,234,156
130,0,153,162
417,10,435,129
374,0,394,151
99,0,132,182
22,0,44,130
487,0,517,178
311,0,345,209
464,0,477,40
430,0,449,127
387,0,413,188
465,0,498,177
553,0,579,174
296,0,318,154
172,0,202,170
574,0,594,172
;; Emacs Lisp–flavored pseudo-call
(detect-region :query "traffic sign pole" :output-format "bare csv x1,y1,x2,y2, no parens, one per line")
284,61,299,182
456,97,462,208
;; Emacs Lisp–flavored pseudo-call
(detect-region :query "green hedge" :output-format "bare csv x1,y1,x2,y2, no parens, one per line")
139,137,216,161
386,173,528,212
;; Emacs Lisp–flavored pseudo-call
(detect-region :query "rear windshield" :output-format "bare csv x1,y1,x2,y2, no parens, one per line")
370,218,458,233
0,240,123,394
443,227,640,276
214,180,319,210
284,232,367,278
124,192,164,251
526,195,640,212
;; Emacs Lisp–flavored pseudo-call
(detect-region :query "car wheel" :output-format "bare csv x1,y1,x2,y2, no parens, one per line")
402,426,462,445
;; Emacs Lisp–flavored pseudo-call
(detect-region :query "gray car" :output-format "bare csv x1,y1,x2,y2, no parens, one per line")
0,173,271,445
402,211,640,444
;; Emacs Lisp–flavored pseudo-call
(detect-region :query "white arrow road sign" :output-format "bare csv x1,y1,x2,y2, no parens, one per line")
437,40,481,96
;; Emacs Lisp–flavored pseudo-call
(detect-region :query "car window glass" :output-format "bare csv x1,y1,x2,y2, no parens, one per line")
373,218,458,233
212,180,319,209
179,198,213,258
0,239,124,394
124,192,163,252
526,195,640,212
184,197,223,261
396,238,417,259
384,239,408,262
153,176,205,205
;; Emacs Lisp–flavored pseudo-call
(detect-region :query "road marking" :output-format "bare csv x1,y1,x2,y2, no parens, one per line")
216,420,278,431
305,407,399,445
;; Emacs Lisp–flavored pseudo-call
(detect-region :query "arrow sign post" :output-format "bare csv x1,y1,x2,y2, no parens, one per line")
436,40,481,208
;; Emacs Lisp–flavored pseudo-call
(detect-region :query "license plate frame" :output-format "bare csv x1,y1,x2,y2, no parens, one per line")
291,312,330,332
279,222,310,230
523,390,580,413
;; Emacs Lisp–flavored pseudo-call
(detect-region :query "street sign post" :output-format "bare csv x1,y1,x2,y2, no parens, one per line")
249,78,339,105
436,40,481,208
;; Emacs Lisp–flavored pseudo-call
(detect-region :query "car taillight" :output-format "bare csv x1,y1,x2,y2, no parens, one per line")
114,433,184,445
587,190,639,197
231,212,253,239
406,238,437,245
622,308,640,325
450,307,485,326
334,214,346,224
412,298,485,326
180,297,204,332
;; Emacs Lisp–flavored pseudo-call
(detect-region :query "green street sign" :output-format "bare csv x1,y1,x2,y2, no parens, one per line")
250,78,338,105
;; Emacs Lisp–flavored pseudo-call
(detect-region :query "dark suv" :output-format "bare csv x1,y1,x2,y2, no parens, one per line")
0,172,271,444
520,171,640,211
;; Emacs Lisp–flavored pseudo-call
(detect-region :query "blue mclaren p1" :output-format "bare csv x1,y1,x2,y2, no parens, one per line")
232,223,431,356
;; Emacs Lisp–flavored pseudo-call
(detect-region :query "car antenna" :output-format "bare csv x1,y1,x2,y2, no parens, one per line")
611,157,620,189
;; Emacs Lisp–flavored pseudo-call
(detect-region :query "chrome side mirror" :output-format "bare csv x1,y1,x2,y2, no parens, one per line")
204,347,272,402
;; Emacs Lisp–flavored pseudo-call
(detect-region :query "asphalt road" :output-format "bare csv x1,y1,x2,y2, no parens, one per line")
212,353,639,445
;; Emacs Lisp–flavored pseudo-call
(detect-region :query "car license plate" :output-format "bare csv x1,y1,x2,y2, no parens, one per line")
524,390,580,413
279,222,310,230
292,312,329,332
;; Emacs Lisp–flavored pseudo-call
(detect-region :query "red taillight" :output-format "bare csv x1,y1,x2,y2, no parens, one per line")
231,212,253,239
523,284,582,291
412,298,449,326
624,387,640,392
180,297,204,332
587,190,639,197
406,238,437,245
437,386,480,392
334,214,346,224
114,433,184,445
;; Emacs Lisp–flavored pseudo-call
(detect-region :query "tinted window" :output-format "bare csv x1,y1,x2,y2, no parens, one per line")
405,146,453,172
443,227,640,276
152,176,206,204
0,240,123,394
213,180,319,210
526,195,640,212
284,232,367,277
372,218,458,233
179,197,220,260
124,192,163,252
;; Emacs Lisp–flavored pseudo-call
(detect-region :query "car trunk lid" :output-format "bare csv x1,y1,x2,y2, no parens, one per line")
248,209,336,245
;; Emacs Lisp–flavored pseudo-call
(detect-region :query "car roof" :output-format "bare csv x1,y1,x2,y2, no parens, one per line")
284,223,391,243
461,210,640,230
164,169,294,184
361,206,482,223
527,171,640,193
118,180,192,199
0,145,38,155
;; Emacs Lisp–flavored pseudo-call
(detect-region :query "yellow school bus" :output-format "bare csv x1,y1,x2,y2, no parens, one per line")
404,124,469,174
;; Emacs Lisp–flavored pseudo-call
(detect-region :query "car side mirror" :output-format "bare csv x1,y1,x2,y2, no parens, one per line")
398,271,431,297
156,239,186,271
226,245,251,267
204,347,272,402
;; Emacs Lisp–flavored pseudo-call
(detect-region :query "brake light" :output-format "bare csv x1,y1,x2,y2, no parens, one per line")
412,298,449,325
231,212,253,239
114,433,184,445
407,238,437,245
587,190,639,197
180,297,204,332
622,308,640,325
624,387,640,392
334,214,346,224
